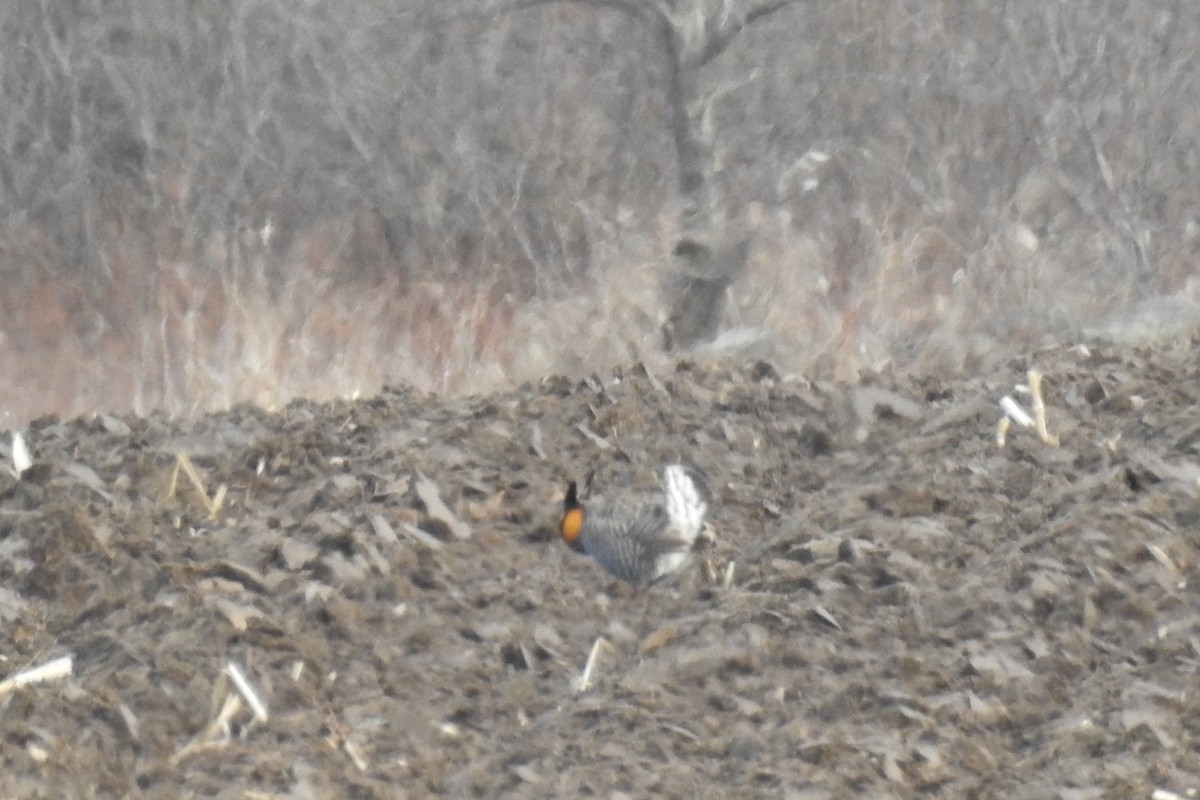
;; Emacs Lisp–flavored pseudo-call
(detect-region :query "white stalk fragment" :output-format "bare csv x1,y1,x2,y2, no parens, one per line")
166,453,226,518
574,637,613,693
170,693,243,766
997,370,1059,447
1152,790,1184,800
343,738,369,772
11,432,32,476
225,661,269,723
999,396,1035,428
1027,370,1060,446
0,654,73,695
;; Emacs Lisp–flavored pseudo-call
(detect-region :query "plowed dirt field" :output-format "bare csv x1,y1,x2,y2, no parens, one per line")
3,341,1200,798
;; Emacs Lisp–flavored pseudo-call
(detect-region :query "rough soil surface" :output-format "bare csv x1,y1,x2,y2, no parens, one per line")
3,340,1200,799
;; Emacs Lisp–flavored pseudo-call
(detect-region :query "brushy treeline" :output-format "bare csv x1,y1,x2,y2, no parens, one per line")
1,0,1197,425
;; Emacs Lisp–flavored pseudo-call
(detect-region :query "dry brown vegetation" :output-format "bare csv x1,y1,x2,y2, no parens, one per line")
1,1,1199,427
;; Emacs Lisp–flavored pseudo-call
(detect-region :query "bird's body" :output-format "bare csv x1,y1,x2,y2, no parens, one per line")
560,465,707,588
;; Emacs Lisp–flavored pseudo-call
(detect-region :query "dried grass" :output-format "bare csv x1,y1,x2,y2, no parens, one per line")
0,200,1191,430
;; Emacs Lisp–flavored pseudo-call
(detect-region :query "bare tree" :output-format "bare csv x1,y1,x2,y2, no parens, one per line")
451,0,801,348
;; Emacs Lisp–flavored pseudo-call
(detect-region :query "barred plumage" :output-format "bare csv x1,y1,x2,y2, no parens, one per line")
560,465,707,588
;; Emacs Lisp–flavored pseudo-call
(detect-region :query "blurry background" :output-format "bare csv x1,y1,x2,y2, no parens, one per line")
1,0,1198,427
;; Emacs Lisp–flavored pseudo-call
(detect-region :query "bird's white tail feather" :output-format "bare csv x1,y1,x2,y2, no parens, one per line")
663,465,706,544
